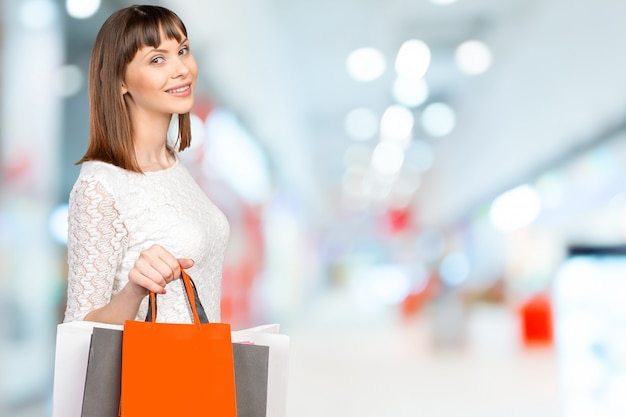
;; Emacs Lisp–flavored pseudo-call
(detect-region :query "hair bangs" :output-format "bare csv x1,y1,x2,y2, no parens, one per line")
122,6,188,65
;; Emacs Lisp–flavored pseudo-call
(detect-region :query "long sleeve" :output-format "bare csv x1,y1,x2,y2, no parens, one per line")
64,176,128,322
64,159,228,323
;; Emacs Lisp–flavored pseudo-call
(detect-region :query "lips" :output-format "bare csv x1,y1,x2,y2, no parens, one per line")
166,84,190,94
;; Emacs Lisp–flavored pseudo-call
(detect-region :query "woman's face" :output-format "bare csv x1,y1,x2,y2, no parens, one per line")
122,30,198,121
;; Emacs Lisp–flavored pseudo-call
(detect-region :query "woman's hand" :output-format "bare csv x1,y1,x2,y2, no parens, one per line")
82,245,193,324
127,244,194,296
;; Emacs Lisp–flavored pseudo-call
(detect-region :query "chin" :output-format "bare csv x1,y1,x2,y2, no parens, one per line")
173,104,194,115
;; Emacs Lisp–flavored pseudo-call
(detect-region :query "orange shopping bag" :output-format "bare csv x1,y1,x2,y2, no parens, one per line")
120,270,237,417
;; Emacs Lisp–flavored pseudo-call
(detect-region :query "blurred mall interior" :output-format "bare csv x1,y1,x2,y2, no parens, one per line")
3,0,626,416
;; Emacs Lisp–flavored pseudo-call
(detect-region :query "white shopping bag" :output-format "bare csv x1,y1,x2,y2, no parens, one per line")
232,324,290,417
51,321,123,417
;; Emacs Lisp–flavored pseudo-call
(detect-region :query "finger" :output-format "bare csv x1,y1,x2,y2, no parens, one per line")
128,267,167,294
134,254,175,288
140,276,167,295
142,246,179,283
178,258,195,269
149,257,178,283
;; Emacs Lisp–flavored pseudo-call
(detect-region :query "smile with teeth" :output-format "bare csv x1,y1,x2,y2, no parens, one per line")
167,85,190,93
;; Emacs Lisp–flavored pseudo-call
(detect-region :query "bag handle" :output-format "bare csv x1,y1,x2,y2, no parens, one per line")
145,269,209,324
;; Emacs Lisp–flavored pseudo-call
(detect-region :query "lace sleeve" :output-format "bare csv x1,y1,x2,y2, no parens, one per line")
63,176,128,322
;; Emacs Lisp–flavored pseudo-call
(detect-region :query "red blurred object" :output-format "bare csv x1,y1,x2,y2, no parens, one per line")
519,293,553,347
220,205,265,327
4,152,31,182
400,275,440,318
384,208,411,234
401,291,423,317
191,98,215,121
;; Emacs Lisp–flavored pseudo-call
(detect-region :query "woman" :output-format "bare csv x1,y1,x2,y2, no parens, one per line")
64,5,229,324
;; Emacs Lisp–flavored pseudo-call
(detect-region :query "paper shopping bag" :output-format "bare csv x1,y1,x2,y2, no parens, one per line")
120,270,237,417
152,280,270,417
232,325,290,417
51,321,123,417
81,327,123,417
233,342,270,417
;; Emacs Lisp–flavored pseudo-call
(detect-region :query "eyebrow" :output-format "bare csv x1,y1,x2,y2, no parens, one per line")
143,38,189,57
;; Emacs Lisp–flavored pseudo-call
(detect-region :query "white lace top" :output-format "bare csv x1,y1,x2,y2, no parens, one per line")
64,157,230,323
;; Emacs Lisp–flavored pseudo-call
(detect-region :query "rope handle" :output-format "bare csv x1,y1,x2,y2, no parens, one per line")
146,269,209,324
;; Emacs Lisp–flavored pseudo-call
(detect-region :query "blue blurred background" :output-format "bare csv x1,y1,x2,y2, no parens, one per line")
3,0,626,416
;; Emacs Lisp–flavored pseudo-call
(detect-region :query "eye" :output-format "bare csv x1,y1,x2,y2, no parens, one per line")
179,46,190,56
151,56,165,64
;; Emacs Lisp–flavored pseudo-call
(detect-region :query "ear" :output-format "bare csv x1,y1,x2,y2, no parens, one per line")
121,82,128,95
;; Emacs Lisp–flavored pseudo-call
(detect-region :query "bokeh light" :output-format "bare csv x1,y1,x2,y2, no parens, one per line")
421,102,456,137
65,0,101,19
440,252,470,286
392,76,430,108
380,105,414,142
490,184,542,233
395,39,431,80
455,40,493,75
371,142,405,176
346,47,387,82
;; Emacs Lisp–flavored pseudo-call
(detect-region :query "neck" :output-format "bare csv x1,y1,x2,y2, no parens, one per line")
136,147,175,172
131,112,176,171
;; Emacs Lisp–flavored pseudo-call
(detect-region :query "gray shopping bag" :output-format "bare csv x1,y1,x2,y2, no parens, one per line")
81,327,123,417
232,325,290,417
233,343,270,417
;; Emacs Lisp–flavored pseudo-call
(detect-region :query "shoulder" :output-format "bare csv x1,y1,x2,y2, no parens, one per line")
79,160,129,179
71,161,132,198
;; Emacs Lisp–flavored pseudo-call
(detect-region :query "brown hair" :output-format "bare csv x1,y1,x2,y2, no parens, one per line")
77,5,192,172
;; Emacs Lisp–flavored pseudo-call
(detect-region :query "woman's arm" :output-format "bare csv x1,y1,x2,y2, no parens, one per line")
65,177,193,325
84,244,194,324
65,177,131,324
82,281,147,324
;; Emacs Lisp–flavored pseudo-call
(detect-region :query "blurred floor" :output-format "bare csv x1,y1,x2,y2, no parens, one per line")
286,290,561,417
5,292,561,417
12,406,47,417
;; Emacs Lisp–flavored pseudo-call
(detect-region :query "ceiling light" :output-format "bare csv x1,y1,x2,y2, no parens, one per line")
66,0,100,19
421,102,456,137
346,47,386,82
371,142,405,176
392,76,429,108
489,184,542,233
429,0,459,5
380,105,414,142
395,39,431,80
455,40,493,75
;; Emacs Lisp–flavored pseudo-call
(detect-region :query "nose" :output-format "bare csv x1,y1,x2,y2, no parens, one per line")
173,56,190,78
